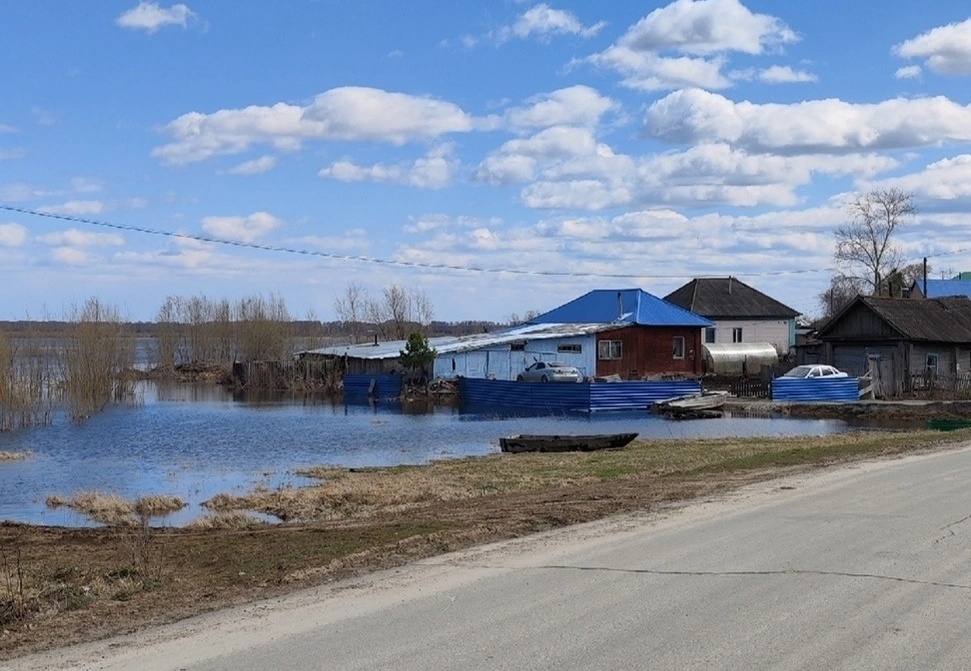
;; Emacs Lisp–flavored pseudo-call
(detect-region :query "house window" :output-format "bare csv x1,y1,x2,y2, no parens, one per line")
598,340,622,360
926,353,939,373
705,327,716,344
673,336,685,359
732,327,743,343
557,344,582,354
510,343,525,352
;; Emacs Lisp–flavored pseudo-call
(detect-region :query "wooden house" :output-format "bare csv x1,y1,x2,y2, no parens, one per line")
816,295,971,395
522,288,711,379
664,277,800,356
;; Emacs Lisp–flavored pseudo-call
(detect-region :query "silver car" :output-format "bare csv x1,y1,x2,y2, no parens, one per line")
516,361,583,382
781,364,848,379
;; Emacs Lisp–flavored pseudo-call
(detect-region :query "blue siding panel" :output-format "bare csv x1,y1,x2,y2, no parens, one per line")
458,378,702,412
771,377,859,402
343,373,403,400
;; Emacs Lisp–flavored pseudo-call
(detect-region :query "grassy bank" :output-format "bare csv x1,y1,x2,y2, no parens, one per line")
2,429,970,659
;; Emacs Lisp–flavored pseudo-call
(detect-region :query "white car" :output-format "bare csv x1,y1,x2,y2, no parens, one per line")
781,364,848,379
516,361,583,382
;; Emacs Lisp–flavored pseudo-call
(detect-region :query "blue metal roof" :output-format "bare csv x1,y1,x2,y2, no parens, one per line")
528,288,712,327
920,279,971,298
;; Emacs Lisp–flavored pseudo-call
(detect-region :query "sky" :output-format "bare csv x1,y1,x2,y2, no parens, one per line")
4,0,971,324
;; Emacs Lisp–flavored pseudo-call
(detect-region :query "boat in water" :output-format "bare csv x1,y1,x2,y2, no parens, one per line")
652,390,731,418
499,432,639,454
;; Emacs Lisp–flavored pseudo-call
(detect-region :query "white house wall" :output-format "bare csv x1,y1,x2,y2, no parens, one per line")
433,335,596,381
709,319,793,355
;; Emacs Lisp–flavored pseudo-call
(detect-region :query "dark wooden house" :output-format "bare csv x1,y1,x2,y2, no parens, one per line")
816,295,971,395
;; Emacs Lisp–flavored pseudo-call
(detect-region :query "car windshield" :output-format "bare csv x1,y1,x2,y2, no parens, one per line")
783,366,812,378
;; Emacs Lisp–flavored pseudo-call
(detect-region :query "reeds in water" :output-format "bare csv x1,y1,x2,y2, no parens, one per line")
58,299,137,421
0,331,52,431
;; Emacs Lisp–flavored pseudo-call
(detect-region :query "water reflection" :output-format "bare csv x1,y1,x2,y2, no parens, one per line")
0,381,863,528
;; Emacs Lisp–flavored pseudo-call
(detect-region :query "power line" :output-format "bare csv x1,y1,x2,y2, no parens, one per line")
4,203,839,280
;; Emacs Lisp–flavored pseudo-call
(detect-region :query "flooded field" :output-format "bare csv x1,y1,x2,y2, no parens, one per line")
0,381,869,527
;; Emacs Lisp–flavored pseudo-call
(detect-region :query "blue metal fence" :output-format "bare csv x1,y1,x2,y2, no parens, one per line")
343,373,404,400
458,378,702,412
771,377,859,402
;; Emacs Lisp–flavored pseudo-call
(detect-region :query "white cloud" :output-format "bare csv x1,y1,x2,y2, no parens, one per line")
69,177,101,193
588,0,797,91
319,145,457,189
320,160,403,183
0,148,26,160
757,65,817,84
38,200,105,216
895,65,922,80
618,0,796,56
229,156,277,175
644,88,971,153
863,154,971,205
0,223,28,247
38,228,124,247
51,248,92,265
498,4,606,42
201,211,281,243
473,126,605,185
0,123,17,133
588,47,731,91
116,2,195,33
154,87,474,164
504,85,618,129
894,18,971,75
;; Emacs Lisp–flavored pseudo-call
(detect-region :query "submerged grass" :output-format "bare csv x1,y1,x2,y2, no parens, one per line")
0,451,30,461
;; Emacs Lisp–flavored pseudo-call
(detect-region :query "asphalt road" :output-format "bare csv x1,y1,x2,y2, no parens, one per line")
9,444,971,671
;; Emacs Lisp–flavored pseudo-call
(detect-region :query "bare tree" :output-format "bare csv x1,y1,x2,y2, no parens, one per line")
334,283,369,343
411,289,434,332
383,284,410,339
817,274,865,321
835,188,916,295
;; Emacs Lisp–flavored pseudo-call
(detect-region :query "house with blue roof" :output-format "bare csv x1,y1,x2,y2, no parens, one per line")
514,288,712,380
907,276,971,299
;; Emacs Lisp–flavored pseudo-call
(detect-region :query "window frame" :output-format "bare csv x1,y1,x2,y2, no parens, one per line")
732,327,743,343
598,339,622,360
673,336,686,359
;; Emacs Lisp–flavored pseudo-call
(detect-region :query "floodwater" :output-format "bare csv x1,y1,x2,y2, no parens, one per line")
0,381,868,527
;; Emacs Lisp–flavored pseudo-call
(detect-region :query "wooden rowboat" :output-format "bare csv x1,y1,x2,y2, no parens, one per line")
652,390,730,418
499,432,638,454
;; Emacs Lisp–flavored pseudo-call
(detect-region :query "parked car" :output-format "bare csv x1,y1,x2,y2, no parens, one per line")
517,361,583,382
781,364,848,379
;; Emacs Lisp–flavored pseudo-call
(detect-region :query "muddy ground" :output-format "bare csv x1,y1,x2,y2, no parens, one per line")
2,400,971,661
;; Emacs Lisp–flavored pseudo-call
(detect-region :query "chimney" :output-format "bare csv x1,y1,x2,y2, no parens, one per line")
373,333,378,346
617,291,623,319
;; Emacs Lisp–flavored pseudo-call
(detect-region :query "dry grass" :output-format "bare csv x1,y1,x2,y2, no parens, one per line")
0,451,30,461
184,511,268,530
46,492,186,527
205,430,966,523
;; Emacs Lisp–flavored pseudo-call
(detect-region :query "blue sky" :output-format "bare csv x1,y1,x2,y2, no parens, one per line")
3,0,971,323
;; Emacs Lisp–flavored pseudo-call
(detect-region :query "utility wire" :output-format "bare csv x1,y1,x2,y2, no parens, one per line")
2,203,848,279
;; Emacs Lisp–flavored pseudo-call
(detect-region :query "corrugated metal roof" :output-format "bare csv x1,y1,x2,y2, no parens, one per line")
299,322,625,361
664,277,799,319
917,279,971,299
528,288,711,327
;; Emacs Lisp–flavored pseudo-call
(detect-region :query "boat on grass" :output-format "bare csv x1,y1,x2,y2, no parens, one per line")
926,418,971,431
652,390,731,418
499,432,638,454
